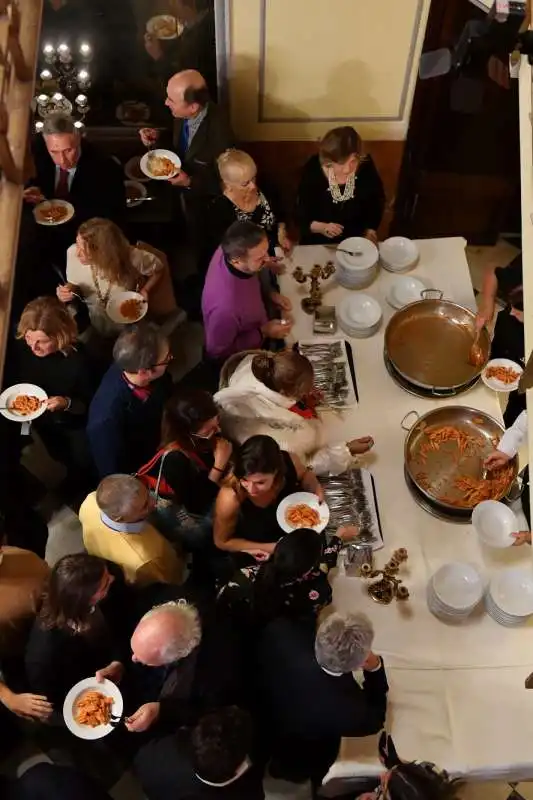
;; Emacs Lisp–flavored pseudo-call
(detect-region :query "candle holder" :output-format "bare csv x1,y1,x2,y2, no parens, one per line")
292,261,336,314
362,548,409,605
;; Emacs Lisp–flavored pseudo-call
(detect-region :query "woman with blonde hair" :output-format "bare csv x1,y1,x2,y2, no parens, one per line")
4,296,95,494
297,126,385,245
215,349,373,475
203,148,293,267
56,217,163,337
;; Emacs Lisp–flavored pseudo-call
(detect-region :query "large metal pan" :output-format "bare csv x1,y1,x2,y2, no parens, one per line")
384,291,490,393
401,406,517,512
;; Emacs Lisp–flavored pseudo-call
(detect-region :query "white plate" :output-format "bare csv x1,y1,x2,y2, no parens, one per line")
337,294,382,329
125,180,147,208
387,276,427,310
146,14,182,39
336,238,379,271
107,291,147,324
125,156,150,183
277,491,330,534
33,199,74,227
379,237,419,271
481,358,523,393
140,149,181,180
431,562,484,610
0,383,48,423
472,500,516,548
489,567,533,616
63,678,123,740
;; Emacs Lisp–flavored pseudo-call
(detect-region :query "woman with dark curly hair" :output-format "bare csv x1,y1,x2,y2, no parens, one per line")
25,554,129,709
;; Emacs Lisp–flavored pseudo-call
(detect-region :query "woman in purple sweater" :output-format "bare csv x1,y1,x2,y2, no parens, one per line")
201,220,292,362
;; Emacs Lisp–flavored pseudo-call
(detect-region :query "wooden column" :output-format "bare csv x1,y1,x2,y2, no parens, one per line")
0,0,44,382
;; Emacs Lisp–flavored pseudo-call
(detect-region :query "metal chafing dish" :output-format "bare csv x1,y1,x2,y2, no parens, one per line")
401,406,517,514
384,291,490,394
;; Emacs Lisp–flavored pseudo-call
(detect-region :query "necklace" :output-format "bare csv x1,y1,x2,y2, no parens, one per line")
327,168,356,204
90,265,112,307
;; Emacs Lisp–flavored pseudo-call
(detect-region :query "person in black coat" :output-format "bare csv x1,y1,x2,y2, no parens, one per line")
87,323,173,478
21,114,126,294
134,706,265,800
139,71,234,200
255,611,388,786
296,126,385,246
126,598,247,735
25,555,132,711
4,296,95,496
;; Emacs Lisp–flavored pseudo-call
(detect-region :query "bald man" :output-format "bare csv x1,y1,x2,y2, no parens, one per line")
126,599,246,734
140,70,234,197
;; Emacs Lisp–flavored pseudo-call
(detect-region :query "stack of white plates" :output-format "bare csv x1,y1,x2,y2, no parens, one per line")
337,293,382,338
335,237,379,289
472,500,516,548
379,237,419,273
485,568,533,626
427,562,484,621
387,276,427,309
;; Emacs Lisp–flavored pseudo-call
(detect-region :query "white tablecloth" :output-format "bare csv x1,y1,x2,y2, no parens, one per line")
279,239,533,782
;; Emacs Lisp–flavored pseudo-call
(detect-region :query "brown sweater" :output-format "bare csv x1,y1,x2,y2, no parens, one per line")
0,547,49,658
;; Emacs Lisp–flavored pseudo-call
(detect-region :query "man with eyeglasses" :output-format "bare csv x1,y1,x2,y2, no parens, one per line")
87,322,173,478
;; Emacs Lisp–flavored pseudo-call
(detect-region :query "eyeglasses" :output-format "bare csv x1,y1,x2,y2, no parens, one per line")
151,352,174,369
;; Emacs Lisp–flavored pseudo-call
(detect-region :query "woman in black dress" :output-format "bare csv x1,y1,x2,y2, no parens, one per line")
5,297,95,496
137,389,233,552
296,126,385,245
25,554,130,710
213,435,324,564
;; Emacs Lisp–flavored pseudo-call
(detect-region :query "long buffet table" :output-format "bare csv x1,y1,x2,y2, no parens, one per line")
279,239,533,783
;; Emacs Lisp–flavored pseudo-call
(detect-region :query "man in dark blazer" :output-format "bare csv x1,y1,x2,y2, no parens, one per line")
140,69,233,198
25,113,126,233
254,612,389,788
19,113,126,298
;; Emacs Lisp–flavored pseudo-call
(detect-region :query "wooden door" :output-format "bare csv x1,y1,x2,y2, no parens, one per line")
392,0,520,244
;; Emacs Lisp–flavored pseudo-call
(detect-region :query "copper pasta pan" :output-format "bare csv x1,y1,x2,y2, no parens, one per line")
401,406,517,512
384,292,490,393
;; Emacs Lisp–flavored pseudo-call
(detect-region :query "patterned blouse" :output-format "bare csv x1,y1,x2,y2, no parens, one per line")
217,536,343,621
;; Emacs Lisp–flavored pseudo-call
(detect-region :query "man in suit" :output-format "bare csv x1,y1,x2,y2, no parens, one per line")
20,114,126,297
140,69,233,198
255,612,389,788
145,0,217,99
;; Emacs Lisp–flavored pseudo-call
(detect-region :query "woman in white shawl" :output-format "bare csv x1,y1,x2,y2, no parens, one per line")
215,349,373,476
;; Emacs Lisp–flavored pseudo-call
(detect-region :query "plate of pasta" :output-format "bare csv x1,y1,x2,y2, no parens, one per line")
481,358,523,393
0,383,48,423
277,492,330,534
63,677,123,740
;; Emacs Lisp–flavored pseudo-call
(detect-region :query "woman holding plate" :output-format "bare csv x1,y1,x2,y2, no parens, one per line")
213,435,324,565
4,297,95,498
56,218,163,338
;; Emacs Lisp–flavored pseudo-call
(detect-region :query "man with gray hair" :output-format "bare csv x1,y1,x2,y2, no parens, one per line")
19,112,126,300
79,474,183,586
87,322,173,477
25,113,125,226
255,612,388,787
125,598,246,734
